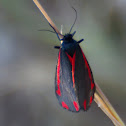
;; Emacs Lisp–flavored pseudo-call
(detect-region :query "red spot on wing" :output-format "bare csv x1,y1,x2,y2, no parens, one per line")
81,49,95,90
56,50,61,96
83,100,87,110
72,52,76,88
62,101,69,109
90,96,93,105
73,101,79,111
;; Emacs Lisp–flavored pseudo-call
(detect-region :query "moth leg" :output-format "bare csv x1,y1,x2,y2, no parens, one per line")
54,46,60,49
77,39,84,44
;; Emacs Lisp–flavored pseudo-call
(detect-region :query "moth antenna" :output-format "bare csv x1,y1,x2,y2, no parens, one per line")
48,23,61,41
38,28,63,41
69,7,77,33
38,29,56,33
38,29,63,36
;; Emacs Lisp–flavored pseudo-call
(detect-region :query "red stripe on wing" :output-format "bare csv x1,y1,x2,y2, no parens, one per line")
56,50,61,96
66,52,72,64
81,49,95,90
91,82,95,90
83,100,87,110
89,96,93,105
72,52,76,88
65,52,76,88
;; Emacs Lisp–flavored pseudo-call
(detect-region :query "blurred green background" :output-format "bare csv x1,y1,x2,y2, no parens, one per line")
0,0,126,126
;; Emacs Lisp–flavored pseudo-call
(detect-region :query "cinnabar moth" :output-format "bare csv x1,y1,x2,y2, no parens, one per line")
55,33,95,112
42,8,96,112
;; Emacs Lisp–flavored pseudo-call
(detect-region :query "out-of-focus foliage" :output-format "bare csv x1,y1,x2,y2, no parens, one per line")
0,0,126,126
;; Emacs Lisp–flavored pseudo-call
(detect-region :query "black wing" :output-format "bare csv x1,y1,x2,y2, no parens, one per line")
55,48,80,112
73,45,95,111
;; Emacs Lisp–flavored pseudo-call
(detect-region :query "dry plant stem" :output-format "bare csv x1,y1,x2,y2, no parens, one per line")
60,25,63,43
95,83,125,126
33,0,63,39
33,1,125,126
94,94,122,126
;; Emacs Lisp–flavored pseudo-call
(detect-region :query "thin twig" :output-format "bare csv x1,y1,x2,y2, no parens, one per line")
33,1,125,126
33,0,63,39
95,83,125,126
94,93,122,126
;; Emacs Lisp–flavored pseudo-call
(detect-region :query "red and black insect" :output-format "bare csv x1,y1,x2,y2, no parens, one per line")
42,8,95,112
55,32,95,112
